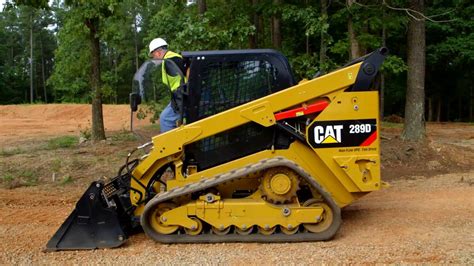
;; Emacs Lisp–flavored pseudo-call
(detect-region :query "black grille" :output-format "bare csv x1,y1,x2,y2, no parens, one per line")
197,60,277,119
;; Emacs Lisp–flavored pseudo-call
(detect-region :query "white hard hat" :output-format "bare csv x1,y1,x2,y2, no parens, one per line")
149,38,168,55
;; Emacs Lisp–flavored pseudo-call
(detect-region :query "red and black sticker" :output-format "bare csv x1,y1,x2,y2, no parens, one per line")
307,119,377,148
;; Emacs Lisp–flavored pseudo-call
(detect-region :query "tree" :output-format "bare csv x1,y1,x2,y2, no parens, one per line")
1,2,56,104
319,0,328,73
197,0,207,14
401,0,426,141
52,0,120,140
271,0,282,49
2,0,472,124
347,0,362,59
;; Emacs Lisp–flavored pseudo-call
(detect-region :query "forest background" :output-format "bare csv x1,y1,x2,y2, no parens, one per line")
0,0,472,140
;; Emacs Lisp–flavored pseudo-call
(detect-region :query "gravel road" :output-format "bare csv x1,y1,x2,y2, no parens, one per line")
1,171,472,264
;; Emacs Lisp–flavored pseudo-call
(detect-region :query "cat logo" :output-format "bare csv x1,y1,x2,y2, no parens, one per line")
314,125,343,144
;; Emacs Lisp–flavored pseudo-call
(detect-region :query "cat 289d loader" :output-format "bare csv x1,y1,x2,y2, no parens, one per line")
46,47,388,250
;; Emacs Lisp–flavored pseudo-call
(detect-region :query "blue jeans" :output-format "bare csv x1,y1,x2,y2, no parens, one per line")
159,103,180,133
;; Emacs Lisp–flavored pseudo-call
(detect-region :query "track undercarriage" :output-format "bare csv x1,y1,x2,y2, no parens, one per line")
140,157,342,243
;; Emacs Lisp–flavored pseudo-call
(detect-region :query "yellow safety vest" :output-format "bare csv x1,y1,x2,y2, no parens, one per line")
162,51,187,92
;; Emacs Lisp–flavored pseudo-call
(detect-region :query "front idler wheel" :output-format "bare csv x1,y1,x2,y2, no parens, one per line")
149,202,179,235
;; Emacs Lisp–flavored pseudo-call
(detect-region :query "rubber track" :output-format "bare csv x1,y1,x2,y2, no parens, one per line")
140,157,342,243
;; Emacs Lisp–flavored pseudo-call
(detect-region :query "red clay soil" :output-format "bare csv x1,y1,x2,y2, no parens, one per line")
0,104,151,145
0,104,473,263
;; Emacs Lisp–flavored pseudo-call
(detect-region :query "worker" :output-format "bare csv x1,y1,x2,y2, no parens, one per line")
149,37,187,133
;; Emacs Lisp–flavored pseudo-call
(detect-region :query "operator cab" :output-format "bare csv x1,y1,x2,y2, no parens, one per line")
130,50,297,171
130,49,296,124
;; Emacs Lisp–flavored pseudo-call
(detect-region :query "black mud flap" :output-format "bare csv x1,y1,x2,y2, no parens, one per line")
46,181,130,251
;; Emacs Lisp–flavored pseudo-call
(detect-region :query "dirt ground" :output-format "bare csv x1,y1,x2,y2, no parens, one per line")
0,104,473,264
0,104,152,146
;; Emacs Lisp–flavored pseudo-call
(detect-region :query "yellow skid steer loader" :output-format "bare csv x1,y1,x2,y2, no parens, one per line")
46,47,388,250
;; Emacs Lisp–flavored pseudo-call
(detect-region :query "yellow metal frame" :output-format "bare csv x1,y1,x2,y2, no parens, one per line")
130,61,381,221
161,194,324,230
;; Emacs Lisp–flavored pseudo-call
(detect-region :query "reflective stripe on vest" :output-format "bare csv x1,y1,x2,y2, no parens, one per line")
162,51,187,92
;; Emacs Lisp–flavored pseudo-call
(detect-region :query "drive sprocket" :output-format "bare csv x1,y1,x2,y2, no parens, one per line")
259,167,300,204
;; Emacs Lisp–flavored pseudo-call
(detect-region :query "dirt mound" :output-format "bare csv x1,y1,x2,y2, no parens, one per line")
0,104,152,145
381,123,474,180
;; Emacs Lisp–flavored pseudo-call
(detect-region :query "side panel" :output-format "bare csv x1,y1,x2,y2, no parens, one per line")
306,91,381,192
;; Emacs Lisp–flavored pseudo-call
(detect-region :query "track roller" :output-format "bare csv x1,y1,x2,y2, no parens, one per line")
211,226,231,235
258,226,276,235
280,225,299,235
235,226,254,235
184,217,203,236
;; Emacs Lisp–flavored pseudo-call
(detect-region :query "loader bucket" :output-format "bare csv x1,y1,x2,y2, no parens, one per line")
46,181,129,251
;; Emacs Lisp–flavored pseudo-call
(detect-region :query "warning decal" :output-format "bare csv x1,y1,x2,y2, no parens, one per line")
307,119,377,148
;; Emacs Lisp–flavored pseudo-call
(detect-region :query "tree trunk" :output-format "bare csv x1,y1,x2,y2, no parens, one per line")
447,101,451,121
249,0,259,49
114,53,118,104
347,0,361,59
271,0,282,49
133,9,139,72
380,8,386,120
427,97,433,122
30,13,34,103
319,0,328,73
401,0,426,141
470,85,473,122
198,0,207,14
258,15,264,47
40,36,47,103
436,97,441,122
458,97,462,121
86,18,106,141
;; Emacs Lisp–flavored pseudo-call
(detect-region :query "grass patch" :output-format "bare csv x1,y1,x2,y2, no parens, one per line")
60,175,73,185
46,136,78,149
20,170,38,186
111,131,138,142
0,147,25,156
1,173,15,182
50,158,62,172
0,173,17,189
144,124,161,131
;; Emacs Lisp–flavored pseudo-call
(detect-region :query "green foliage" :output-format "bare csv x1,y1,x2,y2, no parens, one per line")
382,55,408,74
289,53,320,80
46,136,77,149
48,11,91,102
1,0,473,122
0,4,56,103
147,1,255,52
